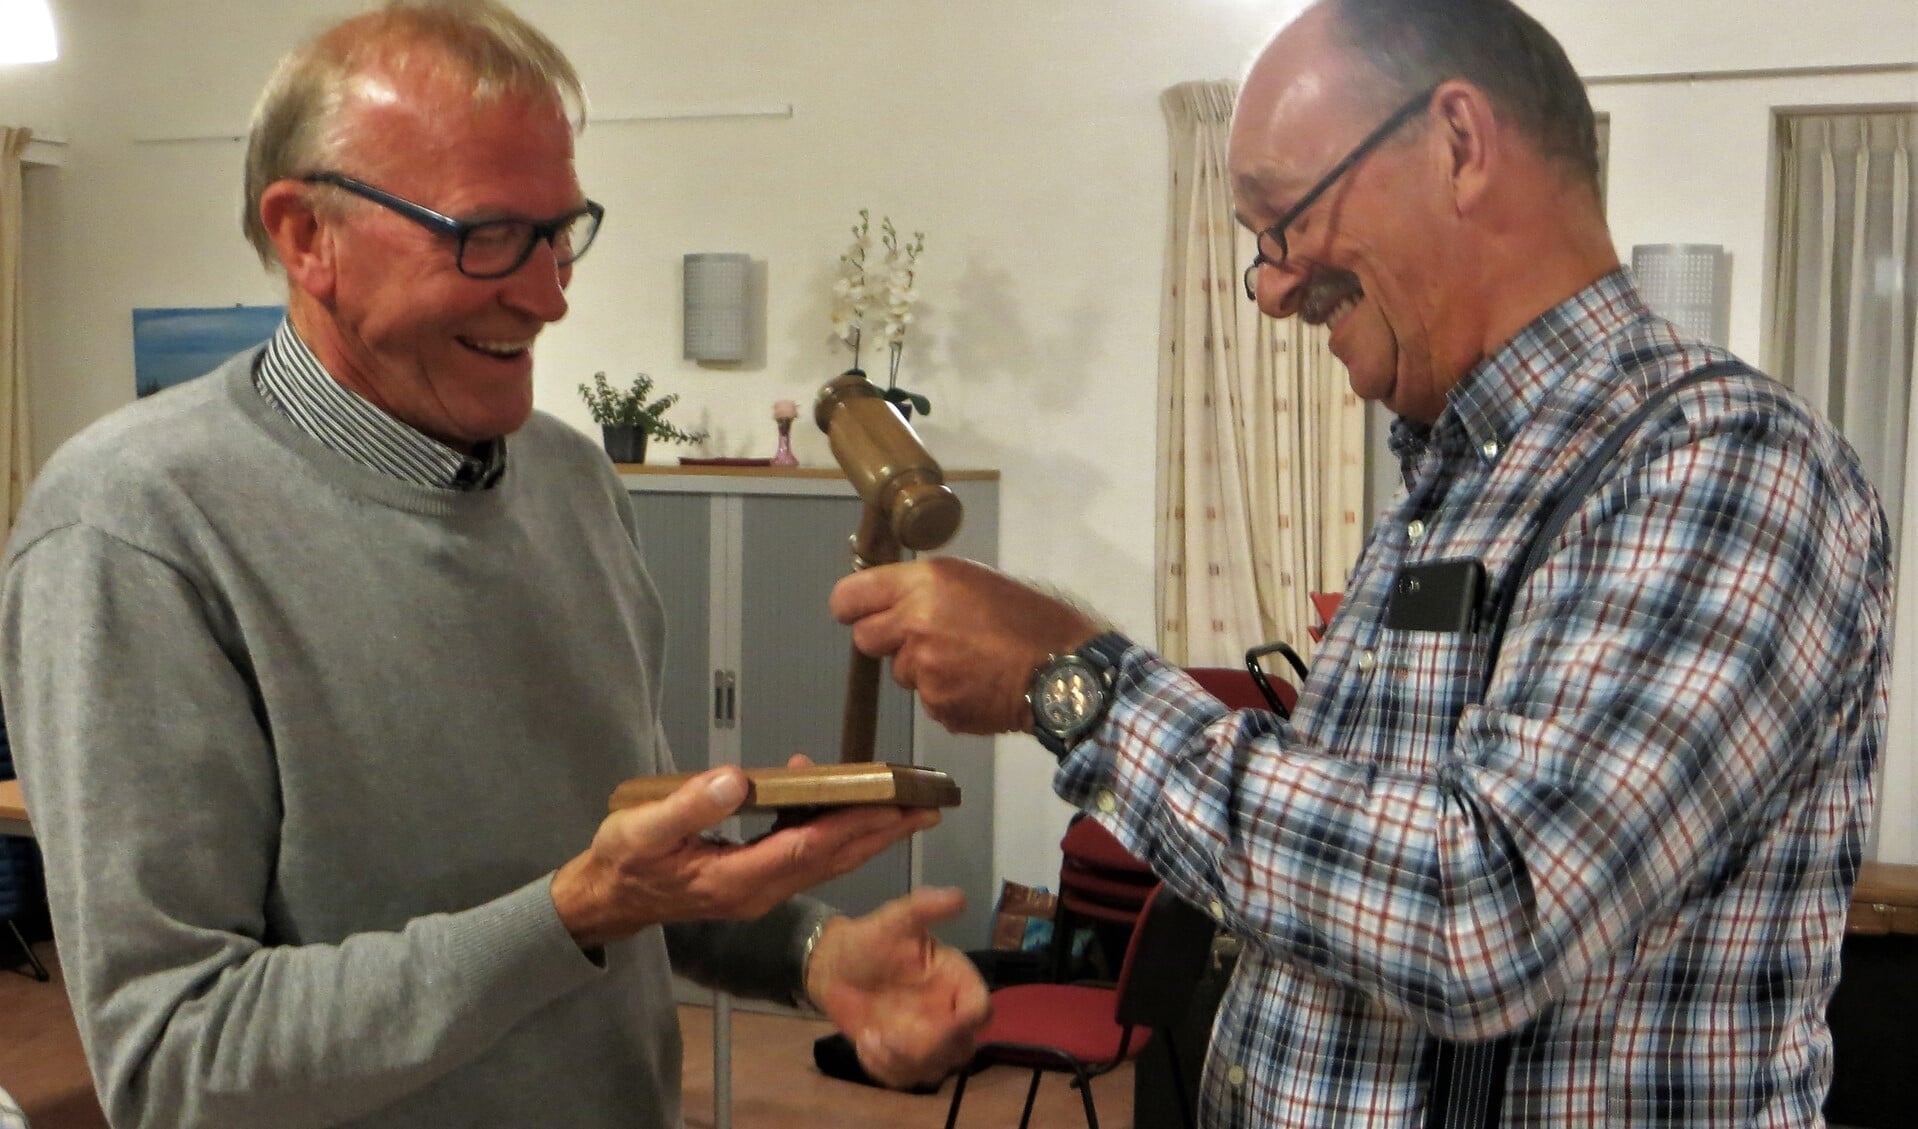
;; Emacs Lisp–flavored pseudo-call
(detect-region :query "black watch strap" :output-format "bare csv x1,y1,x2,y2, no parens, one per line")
1031,632,1131,758
1077,632,1131,675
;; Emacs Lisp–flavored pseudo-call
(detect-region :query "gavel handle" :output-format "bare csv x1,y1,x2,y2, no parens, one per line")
841,505,902,763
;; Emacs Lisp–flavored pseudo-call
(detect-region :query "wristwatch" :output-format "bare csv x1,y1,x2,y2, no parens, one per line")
1027,632,1128,757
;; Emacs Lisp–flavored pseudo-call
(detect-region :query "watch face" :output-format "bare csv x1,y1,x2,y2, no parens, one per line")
1034,656,1105,734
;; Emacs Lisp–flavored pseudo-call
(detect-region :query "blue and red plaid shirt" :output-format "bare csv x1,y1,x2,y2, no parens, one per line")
1057,269,1891,1127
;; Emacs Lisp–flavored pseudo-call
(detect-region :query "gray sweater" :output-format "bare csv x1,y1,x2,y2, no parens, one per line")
0,351,825,1129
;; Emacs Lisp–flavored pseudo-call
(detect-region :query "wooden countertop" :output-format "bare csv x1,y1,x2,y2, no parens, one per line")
1850,860,1918,936
618,464,998,481
0,770,1905,935
619,464,1000,499
0,778,29,838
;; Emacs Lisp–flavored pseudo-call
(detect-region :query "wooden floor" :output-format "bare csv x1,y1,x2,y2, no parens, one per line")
0,941,1135,1128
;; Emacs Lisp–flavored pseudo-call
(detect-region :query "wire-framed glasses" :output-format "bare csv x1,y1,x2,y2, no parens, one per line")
301,172,605,280
1242,84,1440,301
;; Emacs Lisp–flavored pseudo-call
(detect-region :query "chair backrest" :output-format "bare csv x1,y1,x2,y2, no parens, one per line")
1307,591,1344,642
1058,859,1155,906
1059,815,1152,878
1112,884,1218,1029
1049,817,1157,978
1186,635,1310,717
1057,818,1155,921
1185,666,1294,714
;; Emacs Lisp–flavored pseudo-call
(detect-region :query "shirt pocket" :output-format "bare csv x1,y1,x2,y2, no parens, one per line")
1358,627,1490,775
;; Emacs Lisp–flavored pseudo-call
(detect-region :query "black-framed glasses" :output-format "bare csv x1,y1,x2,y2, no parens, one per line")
1242,84,1440,301
301,171,605,280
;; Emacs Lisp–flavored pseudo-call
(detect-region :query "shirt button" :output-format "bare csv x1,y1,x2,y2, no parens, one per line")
1228,1064,1247,1086
1406,519,1425,542
1481,439,1501,460
1358,650,1377,673
1096,790,1117,814
1208,898,1225,920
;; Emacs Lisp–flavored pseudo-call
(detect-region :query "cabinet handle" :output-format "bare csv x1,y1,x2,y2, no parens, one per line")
713,670,738,729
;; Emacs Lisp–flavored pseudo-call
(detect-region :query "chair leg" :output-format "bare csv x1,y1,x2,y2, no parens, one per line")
1016,1069,1043,1129
942,1066,974,1129
5,919,48,982
1072,1065,1100,1129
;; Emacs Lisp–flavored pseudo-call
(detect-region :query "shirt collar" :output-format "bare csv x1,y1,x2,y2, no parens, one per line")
253,319,507,491
1388,267,1648,479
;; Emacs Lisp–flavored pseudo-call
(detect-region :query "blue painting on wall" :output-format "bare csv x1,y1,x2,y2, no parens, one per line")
132,306,284,398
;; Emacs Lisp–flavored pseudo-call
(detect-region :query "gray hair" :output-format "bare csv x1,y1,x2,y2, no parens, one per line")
241,0,587,267
1327,0,1600,194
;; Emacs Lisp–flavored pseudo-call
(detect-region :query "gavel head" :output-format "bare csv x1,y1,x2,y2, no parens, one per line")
815,370,962,551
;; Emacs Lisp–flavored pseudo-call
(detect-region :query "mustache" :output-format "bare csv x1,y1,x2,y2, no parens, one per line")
1298,268,1363,325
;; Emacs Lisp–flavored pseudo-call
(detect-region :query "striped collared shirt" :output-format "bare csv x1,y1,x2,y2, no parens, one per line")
1058,270,1891,1127
253,319,506,490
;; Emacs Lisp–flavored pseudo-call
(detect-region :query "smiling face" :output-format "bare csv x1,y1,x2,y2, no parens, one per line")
292,64,583,449
1230,6,1463,423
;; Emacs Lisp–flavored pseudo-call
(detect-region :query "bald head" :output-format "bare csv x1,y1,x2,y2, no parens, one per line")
1229,0,1618,421
1229,4,1363,213
1265,0,1601,195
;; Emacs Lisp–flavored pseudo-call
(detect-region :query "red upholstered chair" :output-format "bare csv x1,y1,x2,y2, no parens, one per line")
1049,817,1156,981
943,883,1217,1129
1186,637,1308,718
1308,591,1344,642
1058,814,1153,878
1184,666,1287,713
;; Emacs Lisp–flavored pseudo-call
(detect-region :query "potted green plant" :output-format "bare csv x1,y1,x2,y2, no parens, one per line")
578,371,709,464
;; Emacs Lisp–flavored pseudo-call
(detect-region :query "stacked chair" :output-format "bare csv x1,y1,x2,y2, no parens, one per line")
1185,639,1308,718
1049,816,1158,982
943,640,1307,1127
943,882,1216,1129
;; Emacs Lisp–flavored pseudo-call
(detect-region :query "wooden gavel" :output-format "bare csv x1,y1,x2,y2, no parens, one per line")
814,371,963,762
606,371,966,816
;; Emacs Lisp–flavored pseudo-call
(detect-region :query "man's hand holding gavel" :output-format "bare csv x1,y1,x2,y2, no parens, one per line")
563,373,1018,1092
815,374,1103,738
830,557,1104,736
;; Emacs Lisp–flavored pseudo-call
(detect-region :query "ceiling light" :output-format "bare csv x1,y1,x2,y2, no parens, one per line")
0,0,58,65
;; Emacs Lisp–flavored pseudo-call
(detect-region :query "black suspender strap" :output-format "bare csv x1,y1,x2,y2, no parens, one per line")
1478,362,1742,696
1420,361,1743,1129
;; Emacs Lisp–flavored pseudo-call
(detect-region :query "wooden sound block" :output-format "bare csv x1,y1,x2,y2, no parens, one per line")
608,762,961,813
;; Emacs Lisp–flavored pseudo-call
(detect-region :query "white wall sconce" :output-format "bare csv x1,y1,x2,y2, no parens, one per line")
1631,243,1731,347
683,252,752,364
0,0,58,64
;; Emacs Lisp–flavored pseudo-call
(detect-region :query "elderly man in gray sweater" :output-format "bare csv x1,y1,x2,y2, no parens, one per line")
0,4,988,1127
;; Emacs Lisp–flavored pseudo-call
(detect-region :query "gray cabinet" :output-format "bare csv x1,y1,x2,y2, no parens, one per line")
623,468,999,949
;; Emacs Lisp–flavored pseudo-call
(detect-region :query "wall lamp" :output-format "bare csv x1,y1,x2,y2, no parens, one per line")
0,0,58,64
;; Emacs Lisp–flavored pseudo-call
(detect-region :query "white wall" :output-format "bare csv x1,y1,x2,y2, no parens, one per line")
3,1,1914,895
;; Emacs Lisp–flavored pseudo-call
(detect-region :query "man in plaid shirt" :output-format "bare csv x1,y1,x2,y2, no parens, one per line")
833,0,1891,1125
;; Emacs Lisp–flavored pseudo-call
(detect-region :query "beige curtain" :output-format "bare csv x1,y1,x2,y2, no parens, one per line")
0,126,33,539
1768,109,1918,862
1156,82,1365,668
1768,110,1916,545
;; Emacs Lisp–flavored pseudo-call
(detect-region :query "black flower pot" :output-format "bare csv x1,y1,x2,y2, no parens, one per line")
602,425,649,465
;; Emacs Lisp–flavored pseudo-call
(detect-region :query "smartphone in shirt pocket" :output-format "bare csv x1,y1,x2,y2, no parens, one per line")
1384,558,1486,634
